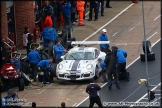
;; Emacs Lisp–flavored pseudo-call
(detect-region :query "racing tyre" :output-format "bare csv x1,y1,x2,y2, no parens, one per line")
20,61,30,74
62,29,68,42
18,78,25,91
1,82,6,92
48,42,55,57
142,41,152,54
21,72,31,86
58,37,64,47
39,51,49,60
140,52,155,61
50,63,57,77
38,73,44,82
94,66,99,80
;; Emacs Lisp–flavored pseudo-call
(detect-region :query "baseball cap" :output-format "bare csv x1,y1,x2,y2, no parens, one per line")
102,29,107,32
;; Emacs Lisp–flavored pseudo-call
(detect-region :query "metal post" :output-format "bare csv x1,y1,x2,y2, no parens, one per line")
141,0,150,103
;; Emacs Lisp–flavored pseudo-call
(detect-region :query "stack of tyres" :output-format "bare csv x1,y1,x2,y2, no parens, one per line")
38,72,53,82
140,41,155,61
37,50,49,60
20,61,30,75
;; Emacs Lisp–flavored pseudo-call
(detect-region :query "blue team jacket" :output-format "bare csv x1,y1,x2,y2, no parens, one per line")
37,60,50,70
60,2,71,15
54,44,65,59
100,60,107,70
116,50,126,63
42,27,57,41
98,33,109,49
27,50,41,63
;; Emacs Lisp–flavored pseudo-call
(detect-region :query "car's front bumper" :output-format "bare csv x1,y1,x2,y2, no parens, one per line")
57,72,95,80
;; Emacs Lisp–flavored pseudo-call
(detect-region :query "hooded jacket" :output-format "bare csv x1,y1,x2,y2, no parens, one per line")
60,2,71,15
42,27,57,41
98,33,109,49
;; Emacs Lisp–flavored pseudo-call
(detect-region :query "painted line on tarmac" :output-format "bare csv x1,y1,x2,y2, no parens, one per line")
130,83,161,107
72,103,77,107
112,32,118,37
82,3,135,42
37,83,53,94
74,3,135,107
129,22,141,31
75,38,161,107
153,15,161,21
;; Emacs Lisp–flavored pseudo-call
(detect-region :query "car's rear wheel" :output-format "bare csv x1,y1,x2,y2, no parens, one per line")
94,66,99,80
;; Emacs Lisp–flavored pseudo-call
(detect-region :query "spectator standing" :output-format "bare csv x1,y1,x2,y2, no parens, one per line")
88,0,98,21
41,0,54,30
0,37,7,69
59,0,72,28
106,0,112,8
86,79,103,108
27,45,41,82
83,0,88,19
97,0,104,16
34,5,41,28
37,57,54,84
70,0,77,25
23,26,33,54
54,40,65,63
51,0,61,30
76,0,85,26
41,12,57,49
98,29,109,53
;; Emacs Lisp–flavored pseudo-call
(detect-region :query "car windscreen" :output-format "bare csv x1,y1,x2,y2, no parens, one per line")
65,52,94,60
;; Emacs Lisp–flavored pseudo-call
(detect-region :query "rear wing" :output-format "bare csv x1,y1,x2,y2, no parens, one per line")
71,41,110,45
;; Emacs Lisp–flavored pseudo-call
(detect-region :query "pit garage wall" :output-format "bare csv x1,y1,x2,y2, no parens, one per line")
14,1,35,49
1,2,8,38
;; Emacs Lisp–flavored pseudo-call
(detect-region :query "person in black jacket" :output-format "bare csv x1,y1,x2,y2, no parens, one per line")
86,79,103,108
0,37,7,69
69,0,76,24
107,46,120,90
106,0,112,8
88,0,99,21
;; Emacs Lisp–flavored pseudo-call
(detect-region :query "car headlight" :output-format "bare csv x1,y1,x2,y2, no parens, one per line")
86,64,93,70
84,72,90,74
58,64,63,70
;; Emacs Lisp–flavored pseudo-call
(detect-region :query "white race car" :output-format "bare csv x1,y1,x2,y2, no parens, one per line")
56,41,109,80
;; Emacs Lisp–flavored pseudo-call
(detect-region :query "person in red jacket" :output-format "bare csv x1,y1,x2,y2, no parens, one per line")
76,0,85,26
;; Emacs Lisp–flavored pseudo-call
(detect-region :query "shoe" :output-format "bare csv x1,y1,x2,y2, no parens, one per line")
106,6,112,8
101,14,104,16
126,78,130,81
116,85,121,89
34,79,36,82
49,81,54,83
88,19,92,21
108,84,112,90
94,19,98,21
102,81,107,83
72,22,75,25
30,79,33,82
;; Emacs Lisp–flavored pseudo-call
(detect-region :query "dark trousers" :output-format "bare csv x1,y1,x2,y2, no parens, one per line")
26,43,31,55
101,69,107,82
55,59,62,64
107,70,120,88
30,63,38,79
106,0,110,7
40,67,51,82
98,1,104,15
89,96,103,108
117,63,129,80
0,59,6,69
71,12,76,23
83,2,87,19
100,47,108,53
89,5,98,20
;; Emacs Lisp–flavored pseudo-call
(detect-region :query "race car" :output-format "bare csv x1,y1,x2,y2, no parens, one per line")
56,41,109,80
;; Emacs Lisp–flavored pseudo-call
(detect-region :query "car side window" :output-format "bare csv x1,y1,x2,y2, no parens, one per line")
95,49,100,58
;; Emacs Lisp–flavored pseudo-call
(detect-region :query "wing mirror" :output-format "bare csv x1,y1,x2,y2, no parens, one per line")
60,56,64,60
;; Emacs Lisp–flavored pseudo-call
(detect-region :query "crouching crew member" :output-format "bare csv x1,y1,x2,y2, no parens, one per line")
86,79,103,108
54,40,65,63
27,45,41,82
107,47,120,90
112,46,129,81
98,58,107,83
37,57,54,84
98,29,109,53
